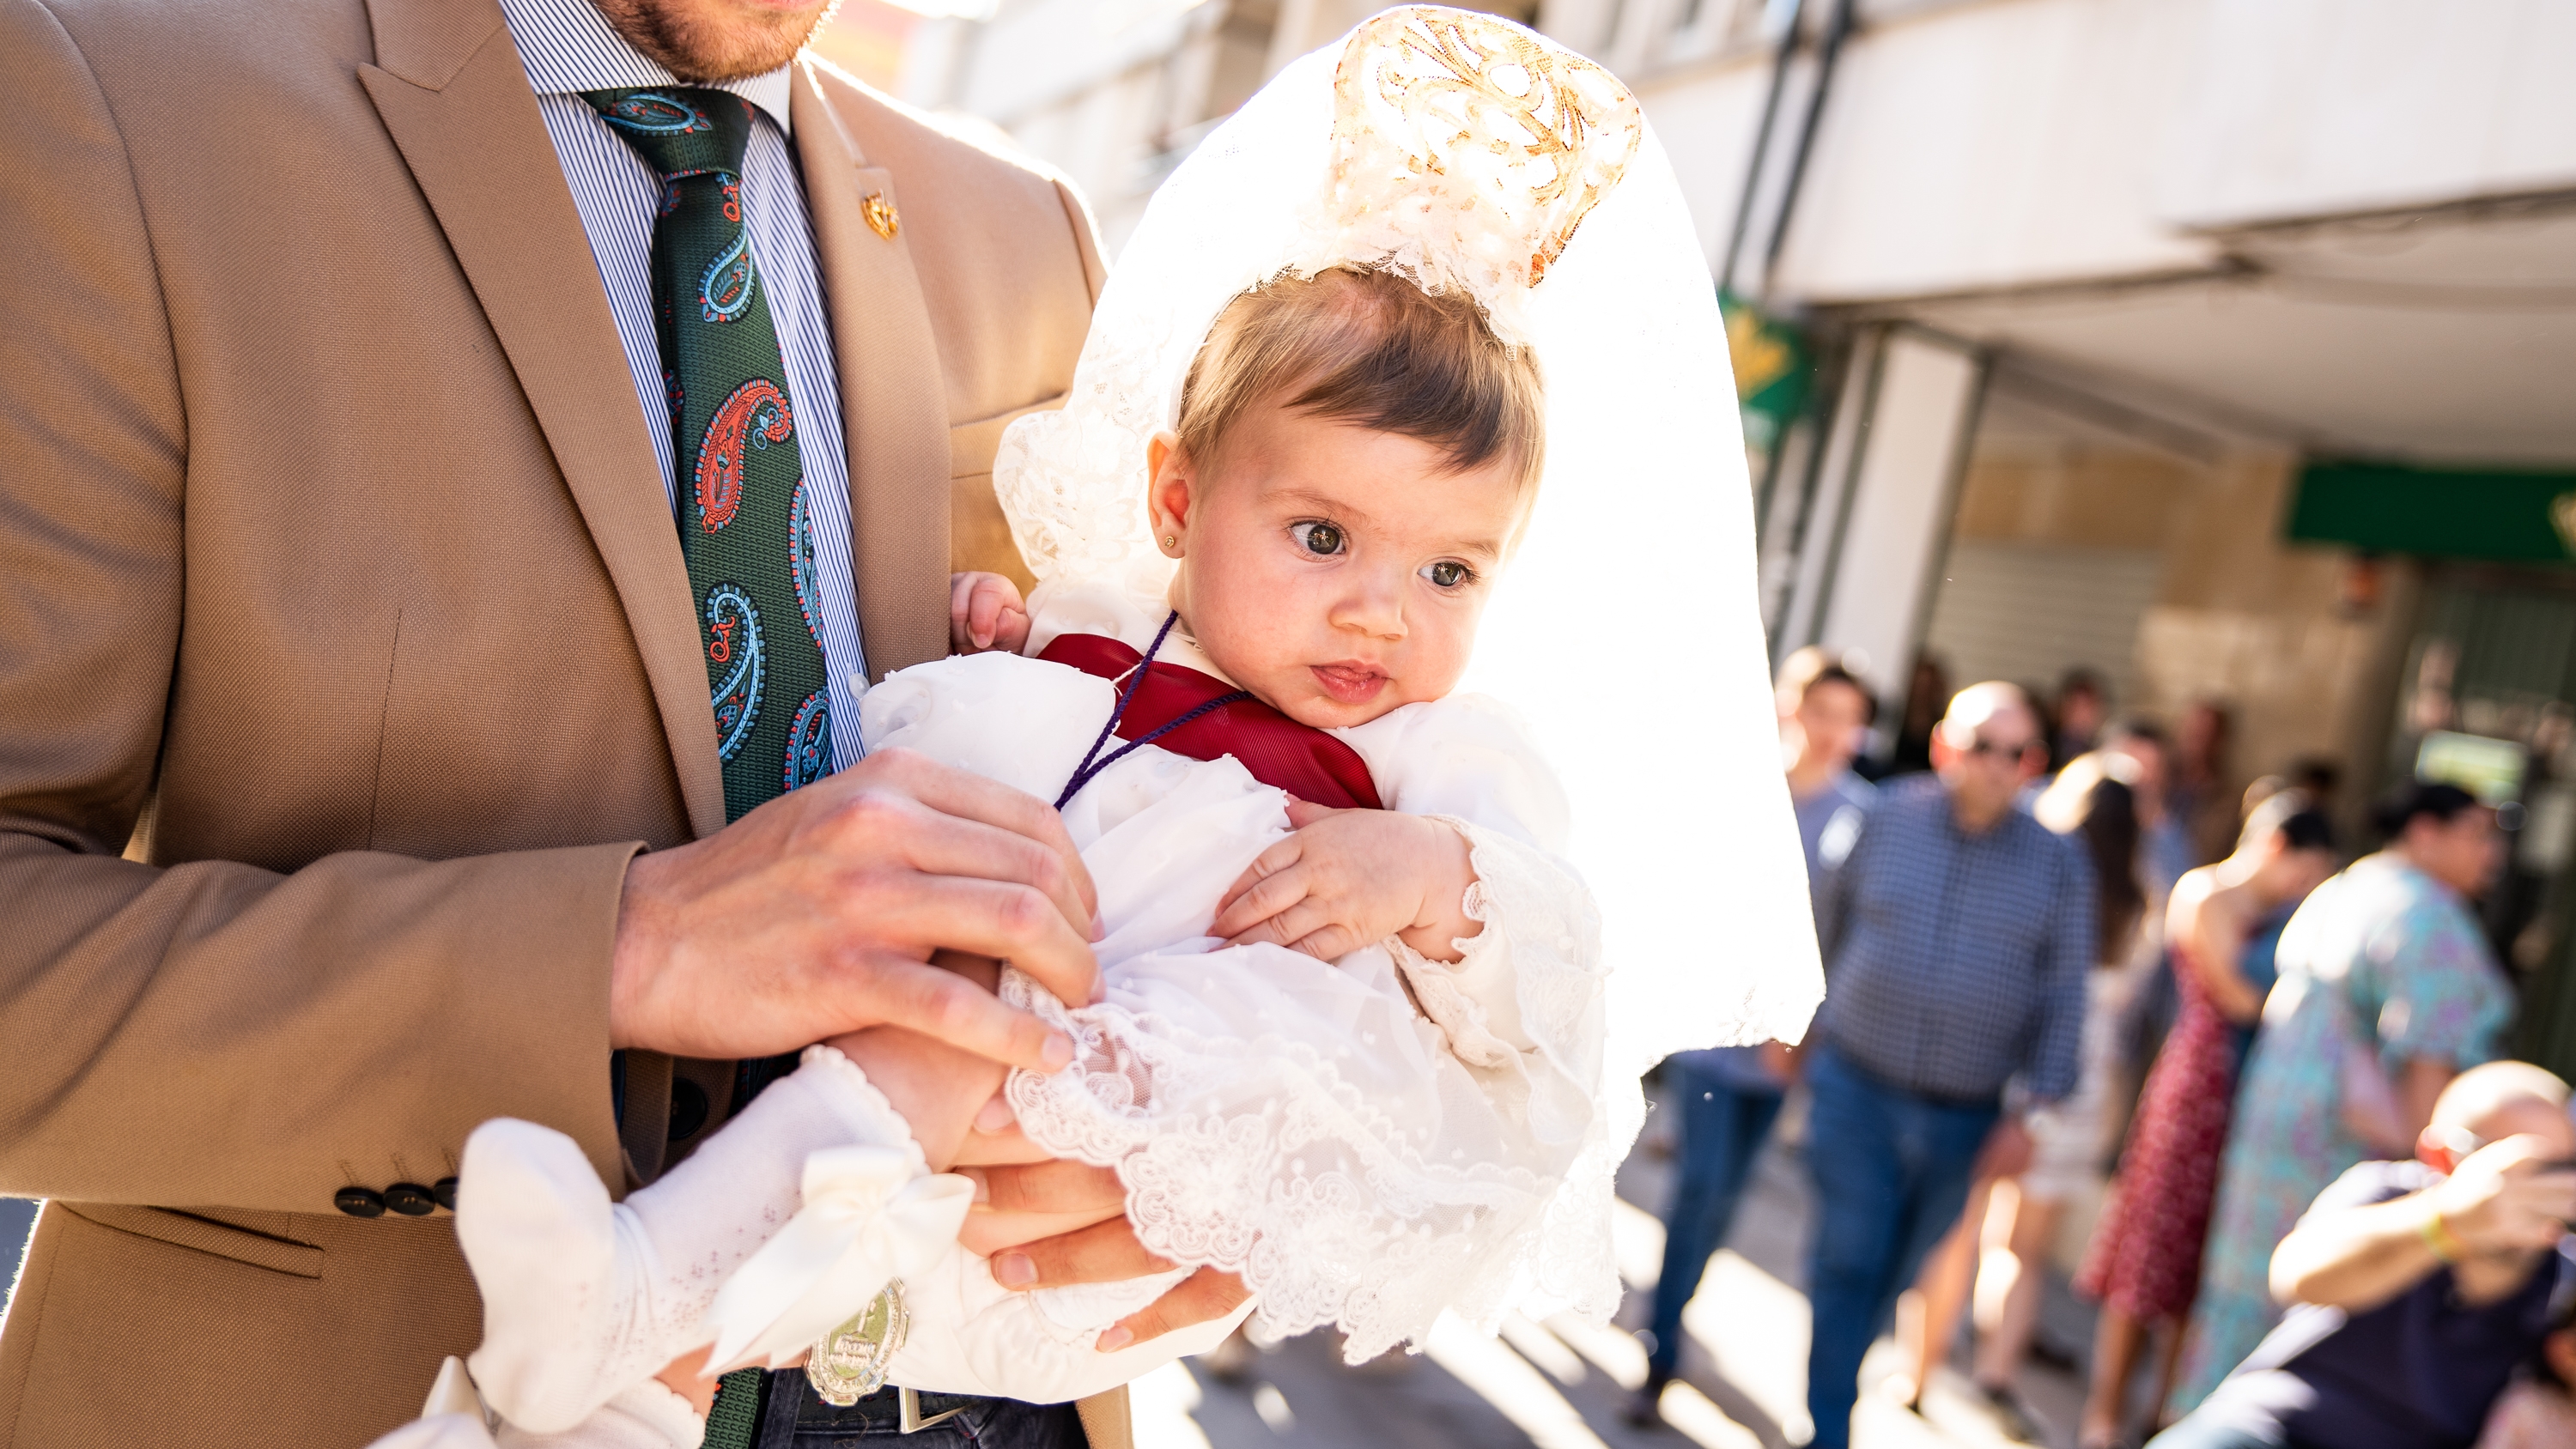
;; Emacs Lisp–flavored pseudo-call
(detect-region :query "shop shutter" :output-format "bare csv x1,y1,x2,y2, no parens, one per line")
1919,540,2166,711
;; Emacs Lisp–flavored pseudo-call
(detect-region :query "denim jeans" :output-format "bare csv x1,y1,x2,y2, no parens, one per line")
1800,1042,1999,1449
756,1373,1090,1447
1646,1061,1787,1379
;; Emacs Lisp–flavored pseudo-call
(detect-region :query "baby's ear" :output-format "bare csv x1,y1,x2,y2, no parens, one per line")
1146,431,1194,549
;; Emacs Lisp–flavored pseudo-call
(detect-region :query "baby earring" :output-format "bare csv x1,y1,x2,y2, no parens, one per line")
1163,534,1179,552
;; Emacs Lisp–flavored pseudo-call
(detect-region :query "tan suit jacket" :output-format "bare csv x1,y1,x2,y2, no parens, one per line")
0,0,1121,1442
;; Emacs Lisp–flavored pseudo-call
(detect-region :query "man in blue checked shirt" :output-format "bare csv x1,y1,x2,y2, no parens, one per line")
1799,681,2093,1449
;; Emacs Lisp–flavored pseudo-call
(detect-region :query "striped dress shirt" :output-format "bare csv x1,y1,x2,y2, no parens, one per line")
499,0,869,770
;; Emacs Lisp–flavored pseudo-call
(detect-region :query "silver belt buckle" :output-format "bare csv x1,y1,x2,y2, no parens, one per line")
898,1386,966,1434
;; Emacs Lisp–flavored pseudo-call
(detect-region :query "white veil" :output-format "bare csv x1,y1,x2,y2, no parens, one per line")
993,4,1822,1172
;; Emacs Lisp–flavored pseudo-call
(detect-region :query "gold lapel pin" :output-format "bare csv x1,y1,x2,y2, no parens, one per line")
862,191,899,241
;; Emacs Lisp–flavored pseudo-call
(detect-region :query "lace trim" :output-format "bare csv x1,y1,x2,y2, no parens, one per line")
1394,818,1605,1077
1002,969,1560,1361
798,1045,933,1179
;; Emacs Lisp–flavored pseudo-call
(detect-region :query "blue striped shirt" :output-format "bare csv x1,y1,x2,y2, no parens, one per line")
500,0,867,771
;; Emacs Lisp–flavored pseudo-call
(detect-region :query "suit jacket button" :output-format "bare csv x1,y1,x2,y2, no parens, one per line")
668,1078,710,1143
432,1177,459,1211
385,1182,438,1216
335,1187,387,1218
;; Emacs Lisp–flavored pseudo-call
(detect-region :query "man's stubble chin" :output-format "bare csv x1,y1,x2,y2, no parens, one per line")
592,0,844,82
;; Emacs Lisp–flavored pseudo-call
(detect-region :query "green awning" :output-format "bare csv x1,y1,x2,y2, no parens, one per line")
2288,461,2576,565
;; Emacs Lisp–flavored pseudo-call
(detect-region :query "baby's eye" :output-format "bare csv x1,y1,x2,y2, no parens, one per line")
1421,560,1475,589
1290,520,1346,557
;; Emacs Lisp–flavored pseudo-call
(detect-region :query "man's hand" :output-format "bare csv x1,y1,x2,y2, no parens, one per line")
2273,1131,2576,1310
950,571,1031,655
611,748,1099,1070
2431,1134,2576,1257
1211,802,1478,962
967,1161,1252,1351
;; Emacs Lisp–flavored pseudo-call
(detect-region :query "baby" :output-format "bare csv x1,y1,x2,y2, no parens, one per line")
423,264,1605,1447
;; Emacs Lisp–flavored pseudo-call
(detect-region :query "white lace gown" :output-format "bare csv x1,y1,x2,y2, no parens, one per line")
872,593,1613,1398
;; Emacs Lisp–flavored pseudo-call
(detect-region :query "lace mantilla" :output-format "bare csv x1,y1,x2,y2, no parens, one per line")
995,7,1642,597
1309,9,1641,320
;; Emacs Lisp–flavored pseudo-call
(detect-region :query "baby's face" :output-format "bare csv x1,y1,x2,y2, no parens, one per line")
1148,400,1524,731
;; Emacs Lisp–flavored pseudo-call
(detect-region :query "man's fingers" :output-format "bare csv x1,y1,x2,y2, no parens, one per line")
995,1214,1173,1289
861,875,1098,1008
1100,1267,1251,1350
861,750,1100,924
962,1158,1127,1215
819,780,1097,946
867,958,1072,1072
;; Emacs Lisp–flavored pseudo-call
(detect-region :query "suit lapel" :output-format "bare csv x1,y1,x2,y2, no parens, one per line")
360,0,727,838
792,65,952,682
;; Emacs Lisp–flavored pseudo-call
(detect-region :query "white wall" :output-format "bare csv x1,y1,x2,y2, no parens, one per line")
2158,0,2576,230
1768,0,2216,301
1640,0,2576,304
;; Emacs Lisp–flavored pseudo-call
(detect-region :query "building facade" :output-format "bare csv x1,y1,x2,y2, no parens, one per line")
899,0,2576,1070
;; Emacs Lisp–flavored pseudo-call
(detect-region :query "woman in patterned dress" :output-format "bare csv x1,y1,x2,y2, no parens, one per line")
2072,794,2336,1449
2171,783,2516,1416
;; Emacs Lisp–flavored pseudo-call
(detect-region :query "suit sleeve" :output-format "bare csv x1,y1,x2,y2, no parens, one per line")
0,0,629,1210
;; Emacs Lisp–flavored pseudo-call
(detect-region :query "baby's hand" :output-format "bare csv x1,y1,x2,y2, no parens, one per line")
949,570,1031,654
1211,801,1480,963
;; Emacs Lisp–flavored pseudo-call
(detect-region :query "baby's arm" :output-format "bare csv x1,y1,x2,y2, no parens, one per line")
1210,800,1480,961
1319,696,1604,1082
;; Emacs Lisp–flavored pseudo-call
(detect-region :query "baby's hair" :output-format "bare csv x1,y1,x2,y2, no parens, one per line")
1176,266,1546,499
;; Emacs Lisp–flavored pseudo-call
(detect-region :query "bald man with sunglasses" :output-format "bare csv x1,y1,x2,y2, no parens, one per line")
1799,682,2096,1449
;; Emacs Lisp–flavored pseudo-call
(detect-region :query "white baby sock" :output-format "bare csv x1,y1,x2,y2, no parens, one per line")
459,1048,918,1433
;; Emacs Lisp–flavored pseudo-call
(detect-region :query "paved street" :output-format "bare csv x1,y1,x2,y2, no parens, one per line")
1134,1081,2107,1449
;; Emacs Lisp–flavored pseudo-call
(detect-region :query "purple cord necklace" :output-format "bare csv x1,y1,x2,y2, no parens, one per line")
1054,610,1253,809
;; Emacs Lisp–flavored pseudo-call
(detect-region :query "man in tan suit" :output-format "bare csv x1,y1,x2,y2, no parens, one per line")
0,0,1242,1442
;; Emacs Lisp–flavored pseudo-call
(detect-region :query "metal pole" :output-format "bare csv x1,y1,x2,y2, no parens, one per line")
1759,0,1854,303
1715,0,1804,297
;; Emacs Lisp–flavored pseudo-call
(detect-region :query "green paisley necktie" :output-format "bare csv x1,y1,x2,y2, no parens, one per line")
584,85,833,1449
586,87,835,824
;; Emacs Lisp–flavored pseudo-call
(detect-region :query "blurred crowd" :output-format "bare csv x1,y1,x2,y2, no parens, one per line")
1629,653,2564,1449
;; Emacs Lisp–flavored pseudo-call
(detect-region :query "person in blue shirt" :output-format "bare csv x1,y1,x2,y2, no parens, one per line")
1625,649,1875,1427
2150,1061,2576,1449
1799,681,2095,1449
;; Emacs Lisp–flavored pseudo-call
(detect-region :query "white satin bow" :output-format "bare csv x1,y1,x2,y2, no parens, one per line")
704,1146,976,1371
